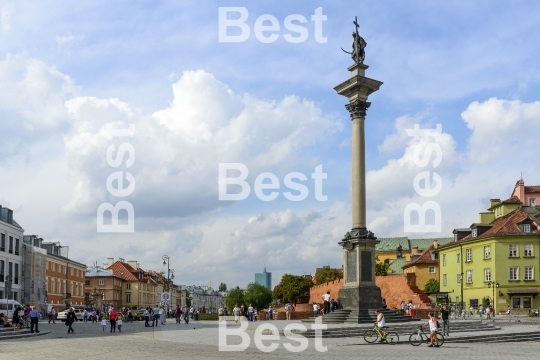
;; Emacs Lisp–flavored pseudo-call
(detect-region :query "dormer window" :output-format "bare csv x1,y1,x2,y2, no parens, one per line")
472,228,478,237
524,224,531,233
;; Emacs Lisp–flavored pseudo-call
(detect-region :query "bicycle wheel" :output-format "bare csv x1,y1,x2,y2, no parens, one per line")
363,330,379,343
386,332,399,345
409,333,423,346
436,332,445,346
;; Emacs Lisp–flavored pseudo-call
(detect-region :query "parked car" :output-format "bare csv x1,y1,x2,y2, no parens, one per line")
57,308,85,321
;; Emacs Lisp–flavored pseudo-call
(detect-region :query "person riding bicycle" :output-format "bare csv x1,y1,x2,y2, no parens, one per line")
374,309,386,342
423,312,440,348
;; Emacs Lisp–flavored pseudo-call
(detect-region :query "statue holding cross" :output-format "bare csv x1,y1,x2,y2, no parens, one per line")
341,16,367,65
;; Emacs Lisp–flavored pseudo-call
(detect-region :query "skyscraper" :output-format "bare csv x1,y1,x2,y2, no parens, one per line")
255,266,272,290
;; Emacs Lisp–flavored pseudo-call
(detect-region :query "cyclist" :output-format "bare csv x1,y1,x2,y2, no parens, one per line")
374,309,386,342
423,312,440,348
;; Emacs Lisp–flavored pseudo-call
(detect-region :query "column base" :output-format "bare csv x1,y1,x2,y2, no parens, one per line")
338,284,382,310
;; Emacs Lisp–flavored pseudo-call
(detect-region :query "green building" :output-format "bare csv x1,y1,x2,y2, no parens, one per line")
255,267,272,290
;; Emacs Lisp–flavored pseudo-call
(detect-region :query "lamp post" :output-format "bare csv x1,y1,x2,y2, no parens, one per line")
487,281,499,321
163,255,174,312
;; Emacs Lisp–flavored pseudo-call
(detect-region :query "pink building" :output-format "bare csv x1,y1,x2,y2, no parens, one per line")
511,179,540,207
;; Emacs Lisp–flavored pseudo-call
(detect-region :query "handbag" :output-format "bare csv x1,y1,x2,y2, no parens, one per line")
65,320,69,326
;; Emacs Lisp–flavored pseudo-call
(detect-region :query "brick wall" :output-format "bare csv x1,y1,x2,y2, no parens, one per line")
308,278,343,304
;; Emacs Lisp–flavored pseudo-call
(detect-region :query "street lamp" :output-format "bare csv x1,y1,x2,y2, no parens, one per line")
487,281,500,320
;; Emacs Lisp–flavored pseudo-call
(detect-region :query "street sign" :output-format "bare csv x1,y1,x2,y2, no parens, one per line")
161,292,171,304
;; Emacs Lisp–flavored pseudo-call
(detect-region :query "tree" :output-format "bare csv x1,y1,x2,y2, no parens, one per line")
272,274,313,304
423,279,440,293
244,282,273,310
218,282,227,292
375,256,389,276
184,290,192,306
226,286,245,312
314,266,343,285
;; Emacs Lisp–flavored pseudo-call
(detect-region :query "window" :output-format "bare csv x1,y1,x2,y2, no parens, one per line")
466,248,472,262
126,283,131,290
509,267,519,280
52,280,55,294
484,246,491,259
531,198,536,207
509,244,518,257
0,260,4,282
472,228,477,237
85,280,90,286
457,274,461,283
126,294,131,303
0,233,5,251
8,236,13,253
46,261,49,270
470,299,479,308
8,262,13,282
524,224,531,233
14,239,19,255
524,244,533,257
457,253,461,263
70,268,73,276
14,264,19,284
466,270,472,283
428,266,435,274
525,266,534,280
484,268,491,282
442,254,446,266
98,279,104,286
13,292,17,301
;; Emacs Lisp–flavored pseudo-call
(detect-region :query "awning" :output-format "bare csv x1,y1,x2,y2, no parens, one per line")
507,288,539,295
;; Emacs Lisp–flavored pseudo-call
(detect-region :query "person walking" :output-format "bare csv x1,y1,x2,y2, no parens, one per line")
101,317,107,332
313,302,318,318
109,308,118,332
152,305,160,327
48,307,56,324
183,306,190,324
12,306,21,331
486,305,491,320
176,305,182,323
66,308,77,334
248,304,254,321
160,306,166,325
83,309,89,323
233,304,241,323
218,307,224,321
285,304,291,320
29,307,40,333
440,305,450,336
143,307,150,327
322,291,331,315
117,313,123,332
423,312,440,348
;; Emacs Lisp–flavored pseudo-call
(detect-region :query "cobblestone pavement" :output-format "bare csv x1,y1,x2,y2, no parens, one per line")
2,319,540,360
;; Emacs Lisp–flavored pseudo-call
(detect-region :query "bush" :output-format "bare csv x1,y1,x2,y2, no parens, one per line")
198,313,219,321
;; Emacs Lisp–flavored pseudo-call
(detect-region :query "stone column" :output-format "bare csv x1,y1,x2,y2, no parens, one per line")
334,63,383,311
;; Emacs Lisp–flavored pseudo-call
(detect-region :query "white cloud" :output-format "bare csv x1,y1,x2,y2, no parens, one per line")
55,34,83,47
0,5,11,34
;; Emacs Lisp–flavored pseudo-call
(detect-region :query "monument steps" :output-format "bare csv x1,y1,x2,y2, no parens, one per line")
0,327,50,341
302,309,420,324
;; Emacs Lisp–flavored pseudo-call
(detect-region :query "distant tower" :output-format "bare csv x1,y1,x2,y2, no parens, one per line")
255,266,272,290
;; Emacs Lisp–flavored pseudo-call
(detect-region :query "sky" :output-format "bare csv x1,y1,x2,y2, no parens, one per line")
1,0,539,290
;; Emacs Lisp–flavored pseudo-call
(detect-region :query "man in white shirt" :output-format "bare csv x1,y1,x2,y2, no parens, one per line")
322,291,331,315
374,309,386,342
248,304,254,321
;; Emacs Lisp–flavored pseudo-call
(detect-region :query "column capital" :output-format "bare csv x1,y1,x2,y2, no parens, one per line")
345,99,371,120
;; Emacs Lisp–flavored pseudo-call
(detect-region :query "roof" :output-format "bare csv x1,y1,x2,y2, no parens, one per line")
86,267,115,277
108,261,140,281
388,257,407,274
375,237,409,251
525,186,540,193
507,288,539,294
410,238,453,250
402,244,439,268
501,196,522,204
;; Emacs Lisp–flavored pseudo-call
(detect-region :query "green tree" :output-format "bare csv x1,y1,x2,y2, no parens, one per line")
184,290,192,306
244,282,273,310
423,279,440,293
375,256,389,276
272,274,313,304
226,286,245,313
218,282,227,292
314,266,343,285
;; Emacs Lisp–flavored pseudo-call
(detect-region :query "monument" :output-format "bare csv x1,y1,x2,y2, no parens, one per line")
335,17,383,311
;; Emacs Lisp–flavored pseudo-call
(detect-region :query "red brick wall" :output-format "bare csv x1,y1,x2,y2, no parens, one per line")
309,278,343,304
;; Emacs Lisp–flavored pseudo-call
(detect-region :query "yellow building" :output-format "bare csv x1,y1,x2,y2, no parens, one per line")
439,179,540,312
402,241,440,290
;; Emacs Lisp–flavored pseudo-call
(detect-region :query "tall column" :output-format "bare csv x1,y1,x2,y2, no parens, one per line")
335,63,383,312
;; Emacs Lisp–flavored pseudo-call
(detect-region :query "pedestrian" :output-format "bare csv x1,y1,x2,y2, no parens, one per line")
160,306,166,325
109,308,118,332
83,309,89,323
322,291,331,315
101,317,107,332
66,307,77,334
248,304,254,321
29,307,40,333
233,304,241,323
152,305,160,327
469,305,474,317
486,305,491,320
440,305,450,336
313,302,318,318
144,307,150,327
285,304,291,320
401,301,406,314
127,309,133,323
381,298,387,310
218,307,224,321
117,313,123,333
176,305,182,323
12,306,21,331
184,306,190,324
423,312,440,348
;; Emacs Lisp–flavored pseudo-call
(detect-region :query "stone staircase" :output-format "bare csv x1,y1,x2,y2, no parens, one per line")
300,320,499,338
0,326,50,341
302,309,421,324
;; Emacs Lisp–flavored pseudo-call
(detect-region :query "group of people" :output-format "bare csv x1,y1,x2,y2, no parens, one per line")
400,300,416,317
313,292,339,317
0,305,41,333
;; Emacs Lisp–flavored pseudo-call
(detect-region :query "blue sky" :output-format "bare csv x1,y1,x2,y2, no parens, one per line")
1,0,539,288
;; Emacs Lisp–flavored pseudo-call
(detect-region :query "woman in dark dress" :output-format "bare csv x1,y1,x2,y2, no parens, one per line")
66,307,77,334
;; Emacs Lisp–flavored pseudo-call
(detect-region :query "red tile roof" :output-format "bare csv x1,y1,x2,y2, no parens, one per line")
525,186,540,193
402,244,438,268
501,196,522,204
108,261,139,281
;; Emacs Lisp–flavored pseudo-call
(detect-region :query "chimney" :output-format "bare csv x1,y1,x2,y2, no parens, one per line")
103,258,114,268
433,240,438,249
411,247,419,255
489,199,501,208
128,260,138,269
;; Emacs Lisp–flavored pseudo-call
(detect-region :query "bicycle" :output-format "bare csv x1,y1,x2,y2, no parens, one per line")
363,325,399,345
409,326,445,346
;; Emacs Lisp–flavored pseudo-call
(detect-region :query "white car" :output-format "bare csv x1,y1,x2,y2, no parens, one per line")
57,308,84,321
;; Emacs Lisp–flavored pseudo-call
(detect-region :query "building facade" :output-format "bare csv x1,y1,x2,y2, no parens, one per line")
255,267,272,290
439,179,540,312
85,267,123,310
402,241,440,290
0,206,24,302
